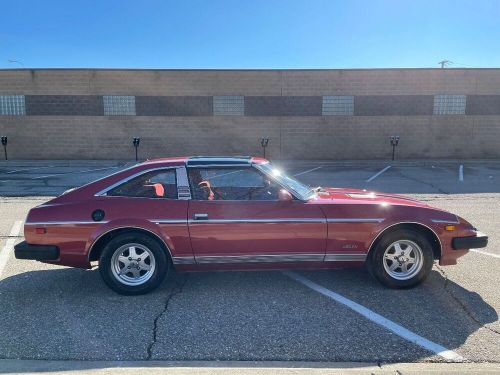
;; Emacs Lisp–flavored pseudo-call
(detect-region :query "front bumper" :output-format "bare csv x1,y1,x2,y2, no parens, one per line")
14,241,60,260
452,232,488,250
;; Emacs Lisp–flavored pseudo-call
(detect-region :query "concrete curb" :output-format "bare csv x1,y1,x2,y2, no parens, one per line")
0,360,499,374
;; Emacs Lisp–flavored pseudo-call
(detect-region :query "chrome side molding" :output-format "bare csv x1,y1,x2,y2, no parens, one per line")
327,218,385,223
324,253,367,262
26,221,110,226
171,253,368,265
431,217,460,224
187,218,327,224
172,256,196,265
195,254,325,264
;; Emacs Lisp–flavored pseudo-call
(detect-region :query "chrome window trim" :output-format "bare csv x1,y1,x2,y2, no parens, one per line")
187,198,301,203
327,218,385,223
57,163,139,196
187,218,326,224
94,166,181,197
92,195,181,202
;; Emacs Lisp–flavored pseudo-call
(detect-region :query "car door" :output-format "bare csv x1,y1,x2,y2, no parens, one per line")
187,165,327,265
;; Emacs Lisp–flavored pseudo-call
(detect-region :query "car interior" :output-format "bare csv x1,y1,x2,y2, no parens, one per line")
188,167,280,201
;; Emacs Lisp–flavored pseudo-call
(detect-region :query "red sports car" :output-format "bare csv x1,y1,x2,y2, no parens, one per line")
15,156,488,295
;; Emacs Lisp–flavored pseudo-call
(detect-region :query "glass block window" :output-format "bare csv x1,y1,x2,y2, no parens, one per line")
213,96,244,116
322,96,354,116
0,95,25,115
103,95,136,115
433,95,466,115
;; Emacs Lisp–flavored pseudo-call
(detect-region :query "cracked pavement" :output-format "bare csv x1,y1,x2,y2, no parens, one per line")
0,161,499,363
146,275,189,360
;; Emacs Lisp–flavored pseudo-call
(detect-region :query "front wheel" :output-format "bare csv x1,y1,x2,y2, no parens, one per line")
367,229,434,288
99,233,169,295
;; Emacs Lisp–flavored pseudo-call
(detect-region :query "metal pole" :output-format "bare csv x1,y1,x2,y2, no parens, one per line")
260,138,269,159
392,145,395,161
1,137,7,160
132,138,140,162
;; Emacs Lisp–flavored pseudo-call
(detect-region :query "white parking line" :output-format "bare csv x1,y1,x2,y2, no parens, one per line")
0,220,23,279
5,166,54,174
470,249,500,259
31,166,119,180
284,271,464,362
459,165,464,182
293,166,323,177
366,165,391,182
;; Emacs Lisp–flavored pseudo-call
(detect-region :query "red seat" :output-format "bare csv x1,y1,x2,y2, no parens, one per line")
153,183,165,197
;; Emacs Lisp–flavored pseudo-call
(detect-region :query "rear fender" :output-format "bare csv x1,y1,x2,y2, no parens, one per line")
85,218,174,260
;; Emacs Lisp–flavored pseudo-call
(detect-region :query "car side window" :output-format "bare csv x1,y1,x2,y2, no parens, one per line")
107,169,177,199
187,167,280,201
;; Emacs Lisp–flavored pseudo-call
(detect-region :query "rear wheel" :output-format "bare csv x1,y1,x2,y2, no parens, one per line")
99,233,169,295
367,229,434,288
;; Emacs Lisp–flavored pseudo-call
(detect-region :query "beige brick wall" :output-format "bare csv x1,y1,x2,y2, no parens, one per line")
0,68,499,160
0,115,497,160
2,68,500,96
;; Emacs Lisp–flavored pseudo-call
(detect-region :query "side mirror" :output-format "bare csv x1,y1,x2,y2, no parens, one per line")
278,189,293,202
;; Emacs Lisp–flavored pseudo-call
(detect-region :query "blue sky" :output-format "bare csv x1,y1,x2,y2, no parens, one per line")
1,0,499,69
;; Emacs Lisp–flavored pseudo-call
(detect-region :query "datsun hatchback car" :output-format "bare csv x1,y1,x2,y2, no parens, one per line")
15,156,488,295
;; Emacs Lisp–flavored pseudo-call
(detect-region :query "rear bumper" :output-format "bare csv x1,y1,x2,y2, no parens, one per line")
14,241,59,261
452,233,488,250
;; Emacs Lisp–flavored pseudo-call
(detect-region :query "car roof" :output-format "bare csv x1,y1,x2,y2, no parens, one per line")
186,156,251,166
142,156,267,167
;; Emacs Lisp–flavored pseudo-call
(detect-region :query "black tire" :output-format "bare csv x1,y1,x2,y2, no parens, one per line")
367,229,434,289
99,232,170,295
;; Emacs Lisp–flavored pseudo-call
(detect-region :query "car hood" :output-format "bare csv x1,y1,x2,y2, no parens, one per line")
310,187,430,208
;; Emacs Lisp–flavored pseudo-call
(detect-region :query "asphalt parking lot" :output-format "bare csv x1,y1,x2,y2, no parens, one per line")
0,159,499,368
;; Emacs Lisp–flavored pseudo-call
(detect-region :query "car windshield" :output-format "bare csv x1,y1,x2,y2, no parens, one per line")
257,162,316,200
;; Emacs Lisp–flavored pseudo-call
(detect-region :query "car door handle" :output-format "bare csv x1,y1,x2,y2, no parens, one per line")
193,213,209,220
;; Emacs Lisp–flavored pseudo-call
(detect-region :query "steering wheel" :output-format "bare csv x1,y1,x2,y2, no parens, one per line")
198,180,215,200
246,180,274,200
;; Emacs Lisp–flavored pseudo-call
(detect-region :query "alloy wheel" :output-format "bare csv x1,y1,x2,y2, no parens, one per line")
111,243,156,286
382,240,424,281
